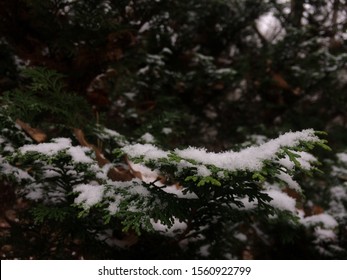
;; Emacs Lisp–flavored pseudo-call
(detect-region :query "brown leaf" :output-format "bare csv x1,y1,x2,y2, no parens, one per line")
0,218,11,229
73,128,141,247
16,119,47,143
106,48,123,61
73,128,142,181
272,73,291,91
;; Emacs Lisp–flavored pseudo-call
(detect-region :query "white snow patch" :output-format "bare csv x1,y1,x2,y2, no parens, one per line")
296,151,317,169
265,189,297,213
107,197,122,215
278,151,316,170
43,169,60,178
278,156,295,170
236,188,296,213
130,162,160,183
122,143,168,160
256,12,285,42
161,185,198,199
150,218,187,237
130,162,198,199
128,183,151,197
162,127,172,135
0,156,33,181
276,171,301,191
140,133,155,143
196,165,212,177
124,92,136,100
25,184,44,200
74,184,104,208
199,244,210,257
302,213,338,229
139,22,151,33
314,227,337,242
137,66,149,75
175,130,318,172
337,152,347,163
234,232,247,242
68,146,94,163
328,185,347,220
236,197,257,210
99,127,122,138
20,138,93,163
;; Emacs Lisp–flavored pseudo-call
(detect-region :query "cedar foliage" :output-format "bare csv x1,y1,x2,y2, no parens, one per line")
1,0,347,259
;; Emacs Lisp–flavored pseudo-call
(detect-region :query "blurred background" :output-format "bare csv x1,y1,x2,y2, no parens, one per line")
1,0,347,149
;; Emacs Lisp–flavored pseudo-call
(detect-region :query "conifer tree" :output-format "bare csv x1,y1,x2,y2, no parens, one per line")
1,0,347,259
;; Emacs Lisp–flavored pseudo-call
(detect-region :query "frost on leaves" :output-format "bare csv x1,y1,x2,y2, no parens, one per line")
1,123,339,253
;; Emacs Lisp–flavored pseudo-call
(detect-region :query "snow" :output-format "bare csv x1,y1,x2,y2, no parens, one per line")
0,136,15,152
106,179,151,200
73,184,104,208
162,127,172,135
337,152,347,163
199,244,210,257
236,188,297,213
234,232,247,242
248,134,268,145
278,156,295,170
150,218,187,237
236,197,257,210
107,196,122,215
256,12,285,42
296,151,317,169
174,129,318,172
278,151,316,170
170,33,178,46
7,126,333,248
130,162,159,183
25,184,43,200
68,146,93,163
196,165,212,177
301,213,338,228
176,159,195,173
123,92,136,100
314,227,336,242
130,162,198,199
96,126,128,146
0,156,33,181
328,185,347,220
99,127,122,138
276,171,301,191
128,183,151,197
139,22,151,33
20,138,94,163
265,189,297,213
137,66,149,75
161,185,198,199
122,143,168,160
20,138,70,154
140,133,155,143
43,169,60,178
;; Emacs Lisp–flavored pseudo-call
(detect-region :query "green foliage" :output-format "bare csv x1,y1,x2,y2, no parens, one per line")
2,67,91,129
31,205,73,224
1,0,347,260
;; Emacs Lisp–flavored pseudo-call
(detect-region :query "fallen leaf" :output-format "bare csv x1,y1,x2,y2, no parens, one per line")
16,119,47,143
